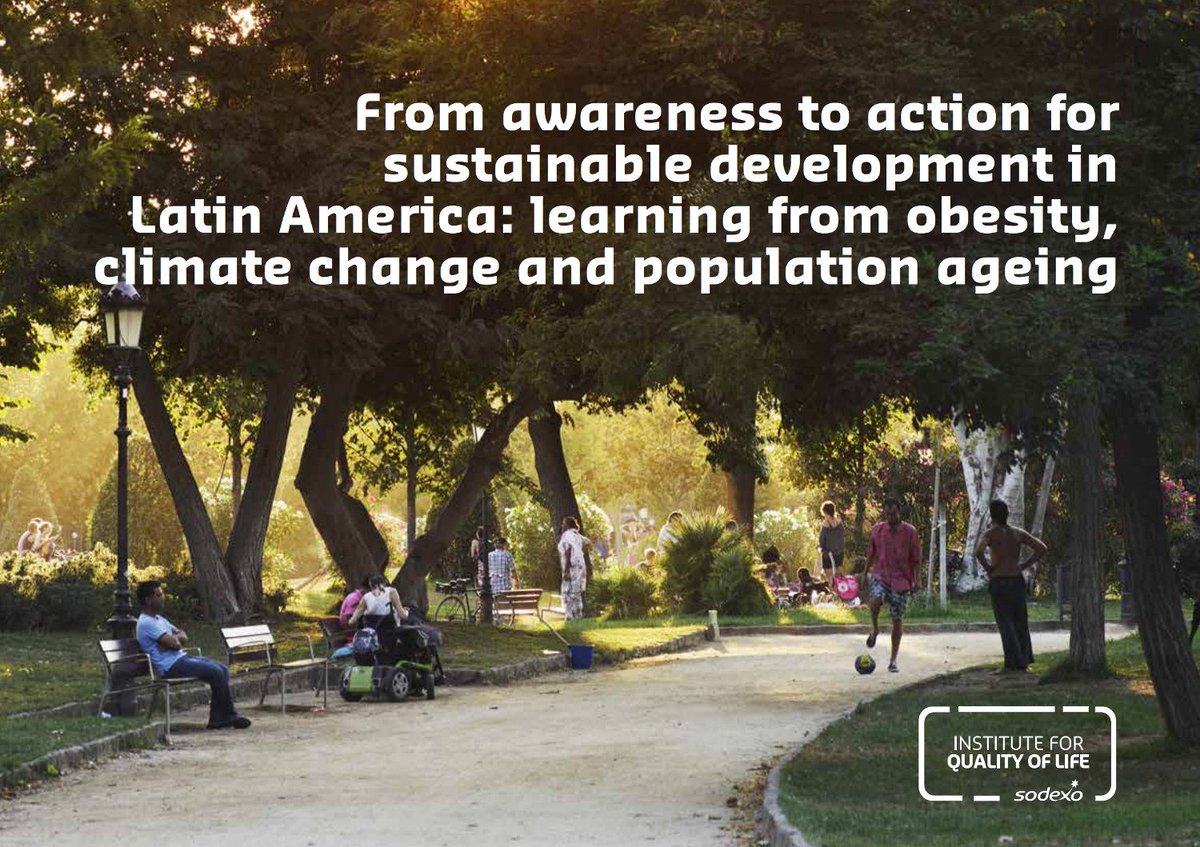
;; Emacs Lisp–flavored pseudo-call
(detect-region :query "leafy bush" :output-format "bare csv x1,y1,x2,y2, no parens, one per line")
754,508,820,573
0,546,164,631
504,494,613,590
702,545,775,616
0,464,58,550
660,513,749,614
87,437,183,573
589,565,659,620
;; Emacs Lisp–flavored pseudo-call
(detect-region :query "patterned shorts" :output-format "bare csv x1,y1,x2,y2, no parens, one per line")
870,577,910,620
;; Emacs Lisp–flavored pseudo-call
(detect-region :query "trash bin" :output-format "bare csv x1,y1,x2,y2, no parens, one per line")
1118,557,1137,627
1055,563,1071,622
568,644,594,670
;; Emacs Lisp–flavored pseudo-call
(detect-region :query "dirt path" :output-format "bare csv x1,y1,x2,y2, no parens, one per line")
0,630,1082,847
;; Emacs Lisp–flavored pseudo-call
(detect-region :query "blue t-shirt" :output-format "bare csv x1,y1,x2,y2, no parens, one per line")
136,613,185,675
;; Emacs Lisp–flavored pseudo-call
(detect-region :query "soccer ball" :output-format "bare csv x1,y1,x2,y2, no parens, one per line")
855,654,877,675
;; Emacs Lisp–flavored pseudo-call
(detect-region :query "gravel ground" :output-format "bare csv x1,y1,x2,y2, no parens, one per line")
0,630,1079,847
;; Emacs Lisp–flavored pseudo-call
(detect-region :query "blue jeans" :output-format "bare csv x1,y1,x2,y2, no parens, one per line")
165,656,238,725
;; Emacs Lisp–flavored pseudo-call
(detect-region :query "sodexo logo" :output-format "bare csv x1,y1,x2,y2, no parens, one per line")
918,705,1117,804
1013,782,1086,803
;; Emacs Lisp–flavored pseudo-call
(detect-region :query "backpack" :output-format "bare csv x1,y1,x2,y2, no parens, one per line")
352,627,381,660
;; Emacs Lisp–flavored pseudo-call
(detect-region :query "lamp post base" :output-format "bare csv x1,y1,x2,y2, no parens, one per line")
107,614,137,641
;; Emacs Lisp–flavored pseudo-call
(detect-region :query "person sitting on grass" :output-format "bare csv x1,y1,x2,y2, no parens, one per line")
636,548,658,571
135,581,251,730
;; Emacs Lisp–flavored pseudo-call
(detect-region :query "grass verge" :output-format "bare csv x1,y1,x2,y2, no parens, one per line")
777,634,1200,847
0,716,150,773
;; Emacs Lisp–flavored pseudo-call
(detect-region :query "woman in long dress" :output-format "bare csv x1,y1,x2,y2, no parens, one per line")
557,516,590,620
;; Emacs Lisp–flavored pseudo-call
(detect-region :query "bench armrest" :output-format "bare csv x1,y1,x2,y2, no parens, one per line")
279,633,316,660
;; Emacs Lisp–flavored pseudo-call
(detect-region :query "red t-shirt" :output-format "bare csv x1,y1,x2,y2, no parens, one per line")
868,520,921,592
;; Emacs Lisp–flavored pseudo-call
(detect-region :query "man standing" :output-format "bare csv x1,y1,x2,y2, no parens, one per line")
488,537,518,593
975,499,1048,673
135,581,251,729
865,497,921,672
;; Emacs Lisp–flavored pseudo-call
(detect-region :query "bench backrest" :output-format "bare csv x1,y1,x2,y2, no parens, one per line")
99,638,152,678
494,589,543,611
319,616,354,651
221,624,276,666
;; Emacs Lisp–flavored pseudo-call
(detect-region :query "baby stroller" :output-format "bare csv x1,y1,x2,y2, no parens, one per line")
339,614,443,703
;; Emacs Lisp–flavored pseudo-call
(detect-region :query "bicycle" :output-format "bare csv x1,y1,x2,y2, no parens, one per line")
432,577,480,623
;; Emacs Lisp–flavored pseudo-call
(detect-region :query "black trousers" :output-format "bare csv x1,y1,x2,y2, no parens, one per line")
989,577,1034,669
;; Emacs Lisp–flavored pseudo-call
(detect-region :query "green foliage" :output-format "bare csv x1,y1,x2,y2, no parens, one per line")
754,508,820,573
0,337,114,536
87,437,183,573
660,513,744,614
0,546,161,631
0,464,58,550
504,493,613,590
200,486,307,613
702,545,775,617
427,491,501,583
588,565,659,620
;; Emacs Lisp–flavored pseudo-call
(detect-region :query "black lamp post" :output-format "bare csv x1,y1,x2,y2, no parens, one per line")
471,423,494,625
99,276,146,639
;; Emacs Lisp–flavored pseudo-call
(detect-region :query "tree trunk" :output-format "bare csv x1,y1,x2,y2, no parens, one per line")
954,422,1025,591
294,372,380,590
529,404,582,537
405,436,418,554
1031,457,1056,538
396,392,541,611
723,464,756,535
529,403,593,586
1067,391,1107,676
1109,397,1200,743
229,428,243,521
131,355,241,623
225,361,302,613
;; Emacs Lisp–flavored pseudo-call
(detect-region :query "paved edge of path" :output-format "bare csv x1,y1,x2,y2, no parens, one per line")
0,721,166,793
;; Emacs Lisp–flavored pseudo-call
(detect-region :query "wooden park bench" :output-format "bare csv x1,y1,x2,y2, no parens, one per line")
219,624,329,712
492,589,572,649
492,589,569,625
98,638,202,740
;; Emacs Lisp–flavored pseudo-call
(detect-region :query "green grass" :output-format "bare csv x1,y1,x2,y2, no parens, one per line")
0,716,150,772
778,634,1200,847
0,619,326,717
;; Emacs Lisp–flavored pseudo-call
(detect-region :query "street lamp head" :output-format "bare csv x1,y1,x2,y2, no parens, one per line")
99,274,146,350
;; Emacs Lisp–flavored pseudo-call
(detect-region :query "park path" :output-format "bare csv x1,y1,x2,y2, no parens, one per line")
0,629,1084,847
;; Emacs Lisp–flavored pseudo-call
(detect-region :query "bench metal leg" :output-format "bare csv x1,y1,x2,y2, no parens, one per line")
164,685,172,743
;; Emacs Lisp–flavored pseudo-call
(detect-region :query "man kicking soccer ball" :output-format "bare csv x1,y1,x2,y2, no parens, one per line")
864,497,921,673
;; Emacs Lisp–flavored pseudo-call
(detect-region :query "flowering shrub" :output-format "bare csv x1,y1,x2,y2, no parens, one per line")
1100,463,1195,525
504,494,612,590
0,546,164,631
754,508,820,571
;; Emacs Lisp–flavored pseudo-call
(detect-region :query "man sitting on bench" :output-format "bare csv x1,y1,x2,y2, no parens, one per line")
135,581,251,730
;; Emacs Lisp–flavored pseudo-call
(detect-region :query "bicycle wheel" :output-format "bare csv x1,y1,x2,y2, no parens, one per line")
434,595,469,623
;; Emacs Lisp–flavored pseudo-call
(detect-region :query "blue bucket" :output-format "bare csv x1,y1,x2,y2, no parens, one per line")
568,644,594,670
